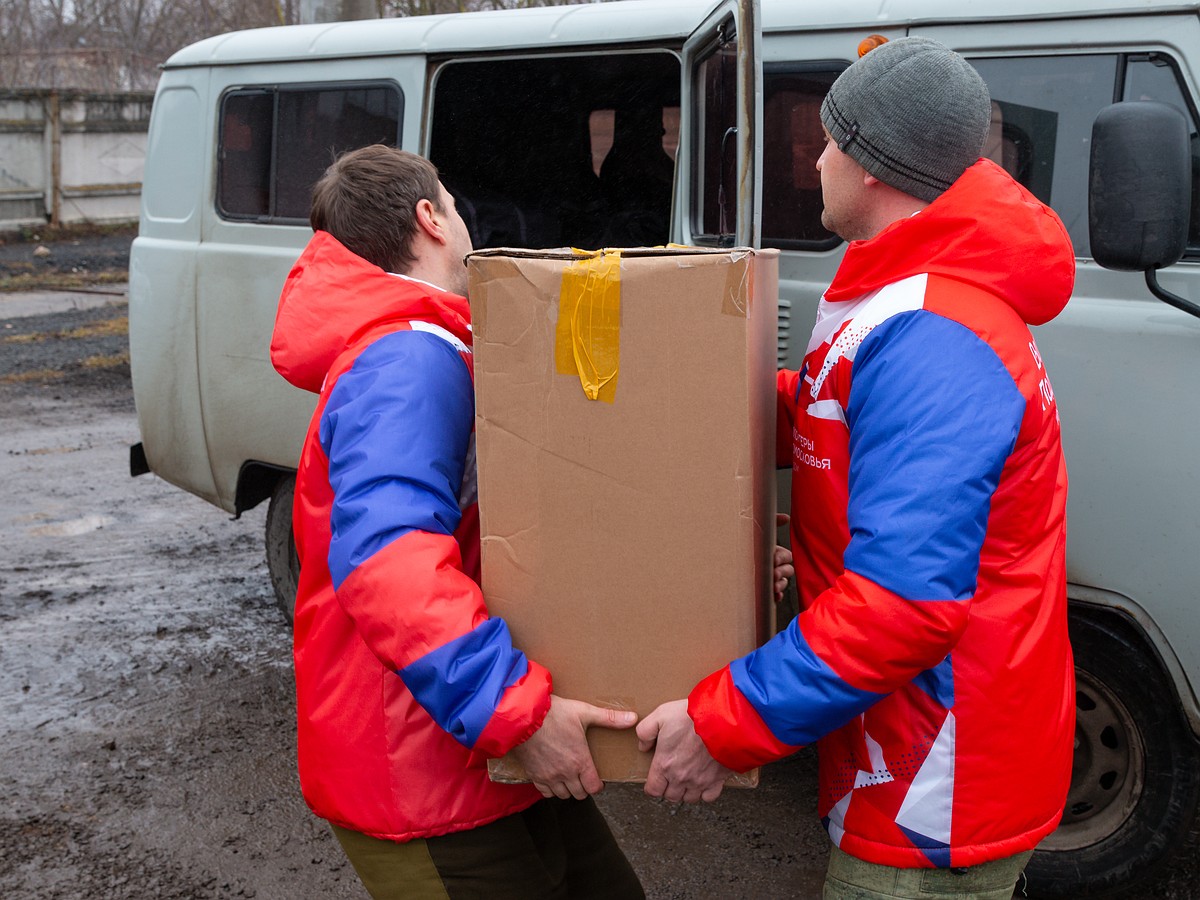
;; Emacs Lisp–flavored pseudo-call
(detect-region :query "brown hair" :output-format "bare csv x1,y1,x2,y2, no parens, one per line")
309,145,443,273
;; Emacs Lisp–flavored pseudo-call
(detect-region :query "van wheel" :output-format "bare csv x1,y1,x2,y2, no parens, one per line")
265,474,299,623
1024,614,1200,897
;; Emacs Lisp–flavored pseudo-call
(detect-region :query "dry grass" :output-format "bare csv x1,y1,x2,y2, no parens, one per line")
3,315,128,344
0,368,64,384
0,221,138,245
81,351,130,369
0,270,129,293
0,221,135,292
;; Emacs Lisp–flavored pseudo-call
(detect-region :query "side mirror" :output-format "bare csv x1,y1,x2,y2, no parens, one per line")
1089,101,1200,317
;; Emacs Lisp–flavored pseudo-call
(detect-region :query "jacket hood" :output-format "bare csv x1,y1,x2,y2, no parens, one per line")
824,159,1075,326
271,231,473,393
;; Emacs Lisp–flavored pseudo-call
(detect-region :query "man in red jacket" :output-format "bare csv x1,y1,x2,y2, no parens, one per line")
636,37,1075,900
270,145,643,899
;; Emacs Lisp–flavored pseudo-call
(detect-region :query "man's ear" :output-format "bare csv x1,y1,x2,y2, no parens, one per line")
415,197,446,244
863,172,880,187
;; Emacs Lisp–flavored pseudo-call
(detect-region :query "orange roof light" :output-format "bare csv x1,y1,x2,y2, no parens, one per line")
858,34,889,57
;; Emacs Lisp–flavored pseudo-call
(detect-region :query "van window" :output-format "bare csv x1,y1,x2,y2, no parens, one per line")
1123,54,1200,250
218,83,403,224
693,22,738,244
429,53,679,251
972,53,1200,258
761,64,845,248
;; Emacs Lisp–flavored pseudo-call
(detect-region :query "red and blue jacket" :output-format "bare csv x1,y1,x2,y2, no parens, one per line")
689,159,1076,868
271,232,549,841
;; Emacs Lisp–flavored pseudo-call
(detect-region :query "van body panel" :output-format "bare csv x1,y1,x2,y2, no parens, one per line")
910,7,1200,736
129,238,214,504
130,74,215,505
133,0,1200,719
919,11,1200,57
189,55,425,511
193,237,315,512
163,0,724,70
762,0,1200,32
1040,266,1200,714
1071,583,1200,732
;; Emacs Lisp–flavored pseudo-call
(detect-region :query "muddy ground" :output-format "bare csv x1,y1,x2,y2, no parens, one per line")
0,231,1196,899
0,230,829,899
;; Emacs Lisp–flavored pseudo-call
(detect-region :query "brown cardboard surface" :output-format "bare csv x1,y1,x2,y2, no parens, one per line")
468,246,779,784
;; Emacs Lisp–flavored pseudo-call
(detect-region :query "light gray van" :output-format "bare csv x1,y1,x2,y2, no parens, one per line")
129,1,1200,894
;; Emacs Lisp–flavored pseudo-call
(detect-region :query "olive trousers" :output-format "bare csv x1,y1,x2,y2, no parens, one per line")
824,845,1034,899
330,796,644,900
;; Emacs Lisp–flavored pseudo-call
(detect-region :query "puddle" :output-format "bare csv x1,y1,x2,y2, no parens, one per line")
30,514,114,537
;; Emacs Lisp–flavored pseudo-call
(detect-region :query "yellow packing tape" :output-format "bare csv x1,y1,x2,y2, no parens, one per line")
556,249,621,403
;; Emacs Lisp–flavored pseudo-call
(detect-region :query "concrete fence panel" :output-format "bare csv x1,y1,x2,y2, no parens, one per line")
0,89,153,231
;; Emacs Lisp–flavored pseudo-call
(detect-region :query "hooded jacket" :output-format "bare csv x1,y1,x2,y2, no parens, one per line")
689,159,1076,867
271,232,549,841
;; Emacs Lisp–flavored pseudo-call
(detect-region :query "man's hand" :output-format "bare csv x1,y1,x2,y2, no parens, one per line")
773,543,795,602
636,699,734,804
774,513,795,603
510,695,637,801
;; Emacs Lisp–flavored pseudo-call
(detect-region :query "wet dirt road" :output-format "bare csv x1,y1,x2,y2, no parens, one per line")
0,292,829,899
2,285,1197,900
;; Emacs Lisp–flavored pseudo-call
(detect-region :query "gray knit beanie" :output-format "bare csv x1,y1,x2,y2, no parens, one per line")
820,37,991,202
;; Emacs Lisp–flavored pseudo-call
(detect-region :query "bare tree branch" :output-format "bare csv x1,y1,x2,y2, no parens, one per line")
5,0,600,90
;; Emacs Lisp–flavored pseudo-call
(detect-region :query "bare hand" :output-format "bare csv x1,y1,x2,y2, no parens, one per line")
773,544,795,602
774,513,794,603
511,695,637,801
636,699,734,804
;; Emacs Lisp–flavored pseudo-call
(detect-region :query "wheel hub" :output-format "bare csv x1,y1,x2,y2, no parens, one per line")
1040,668,1144,852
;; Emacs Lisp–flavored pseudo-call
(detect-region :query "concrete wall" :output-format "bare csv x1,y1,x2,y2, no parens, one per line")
0,90,153,231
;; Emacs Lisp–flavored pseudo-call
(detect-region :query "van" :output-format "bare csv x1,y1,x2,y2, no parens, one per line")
128,1,1200,894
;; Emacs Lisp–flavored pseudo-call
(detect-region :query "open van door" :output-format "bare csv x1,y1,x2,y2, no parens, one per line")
679,0,762,248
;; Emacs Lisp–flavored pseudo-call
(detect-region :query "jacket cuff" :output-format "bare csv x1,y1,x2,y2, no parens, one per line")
471,660,553,758
688,667,801,772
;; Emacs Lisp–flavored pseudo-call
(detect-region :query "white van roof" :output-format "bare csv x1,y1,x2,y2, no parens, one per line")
164,0,723,67
763,0,1199,32
163,0,1200,68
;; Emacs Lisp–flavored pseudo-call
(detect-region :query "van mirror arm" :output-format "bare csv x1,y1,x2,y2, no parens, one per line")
1145,267,1200,319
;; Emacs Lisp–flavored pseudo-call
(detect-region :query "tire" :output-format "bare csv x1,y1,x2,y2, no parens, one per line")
1024,613,1200,897
265,474,299,622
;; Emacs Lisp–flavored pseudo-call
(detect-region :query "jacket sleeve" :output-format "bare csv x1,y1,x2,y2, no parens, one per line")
320,329,550,758
691,310,1027,771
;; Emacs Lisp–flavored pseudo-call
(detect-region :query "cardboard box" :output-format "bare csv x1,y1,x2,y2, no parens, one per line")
467,246,779,784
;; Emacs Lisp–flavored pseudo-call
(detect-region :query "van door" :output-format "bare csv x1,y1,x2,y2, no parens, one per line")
678,0,762,249
194,60,420,514
917,12,1200,898
423,0,759,256
427,47,683,252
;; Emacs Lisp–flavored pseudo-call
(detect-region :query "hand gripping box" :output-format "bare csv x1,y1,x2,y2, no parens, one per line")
467,246,779,784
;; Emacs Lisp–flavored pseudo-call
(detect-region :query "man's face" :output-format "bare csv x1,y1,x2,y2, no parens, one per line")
816,126,873,241
438,182,473,296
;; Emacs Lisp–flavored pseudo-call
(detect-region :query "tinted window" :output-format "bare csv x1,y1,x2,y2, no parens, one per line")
692,21,738,244
971,55,1116,256
973,53,1200,258
761,64,844,248
1123,54,1200,250
219,92,273,218
218,83,402,224
430,53,679,250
